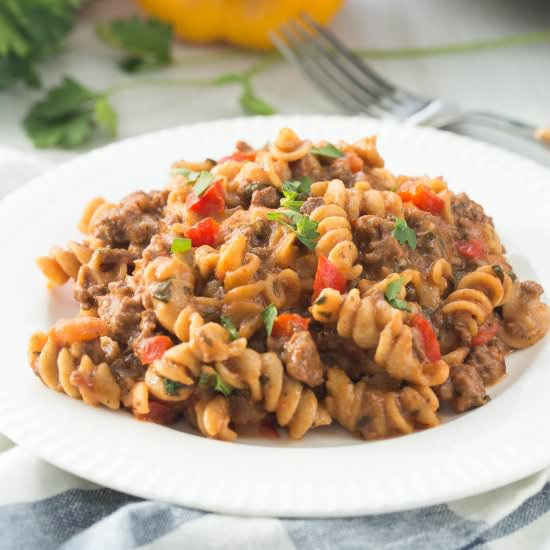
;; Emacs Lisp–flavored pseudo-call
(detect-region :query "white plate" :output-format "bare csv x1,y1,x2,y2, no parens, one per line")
1,115,549,517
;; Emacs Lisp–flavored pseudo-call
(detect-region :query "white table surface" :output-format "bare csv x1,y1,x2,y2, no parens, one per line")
0,0,549,167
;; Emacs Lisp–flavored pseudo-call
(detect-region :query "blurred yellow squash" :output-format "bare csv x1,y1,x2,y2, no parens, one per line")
136,0,344,50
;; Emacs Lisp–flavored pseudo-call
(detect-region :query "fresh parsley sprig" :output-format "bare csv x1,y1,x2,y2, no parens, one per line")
384,277,412,312
199,373,233,397
96,17,173,73
24,77,117,149
162,377,185,396
280,189,304,211
240,80,276,115
310,143,344,158
280,176,313,211
193,171,215,196
0,0,86,90
282,176,313,195
262,304,278,336
220,315,239,341
171,167,200,182
267,210,320,250
392,218,417,249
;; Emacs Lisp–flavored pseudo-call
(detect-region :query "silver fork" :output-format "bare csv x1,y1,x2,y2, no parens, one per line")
270,14,550,148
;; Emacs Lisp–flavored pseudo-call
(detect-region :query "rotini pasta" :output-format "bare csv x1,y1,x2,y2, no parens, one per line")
309,202,362,280
29,330,121,409
30,128,548,443
325,368,439,440
215,350,331,439
442,265,514,337
36,241,96,287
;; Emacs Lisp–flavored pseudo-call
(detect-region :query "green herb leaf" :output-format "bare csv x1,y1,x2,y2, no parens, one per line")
240,82,276,116
0,0,85,90
213,375,234,396
193,171,215,196
392,218,417,249
171,167,200,182
23,77,118,149
152,280,172,302
199,373,233,396
384,277,412,312
280,189,303,211
94,96,118,137
310,143,344,158
162,377,184,396
262,303,278,336
295,214,321,250
171,237,192,254
266,211,294,231
280,177,313,210
267,210,320,250
96,17,172,73
280,195,304,211
282,176,313,195
220,315,239,341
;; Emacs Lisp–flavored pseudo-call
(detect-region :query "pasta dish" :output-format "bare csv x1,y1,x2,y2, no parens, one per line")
29,128,549,442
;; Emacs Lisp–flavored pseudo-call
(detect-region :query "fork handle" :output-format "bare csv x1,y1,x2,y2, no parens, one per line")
439,110,549,147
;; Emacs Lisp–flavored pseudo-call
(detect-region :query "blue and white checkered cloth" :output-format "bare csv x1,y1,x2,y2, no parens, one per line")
0,434,549,550
1,152,549,550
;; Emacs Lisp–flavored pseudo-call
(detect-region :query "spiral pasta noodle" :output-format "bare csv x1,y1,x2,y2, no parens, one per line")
375,309,449,386
192,395,237,441
429,259,453,295
311,179,404,222
325,368,440,440
267,225,299,269
214,351,331,439
78,197,108,234
309,202,362,280
500,281,550,349
263,269,302,309
215,234,261,290
312,287,449,386
125,341,201,417
36,241,96,287
270,127,312,162
144,255,195,335
29,331,121,409
442,265,514,336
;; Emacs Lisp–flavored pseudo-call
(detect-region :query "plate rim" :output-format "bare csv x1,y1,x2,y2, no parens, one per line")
1,114,550,517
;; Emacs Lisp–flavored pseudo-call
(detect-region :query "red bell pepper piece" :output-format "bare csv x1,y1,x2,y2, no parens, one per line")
471,319,500,346
136,335,173,365
258,418,280,439
184,217,220,247
186,179,225,217
410,313,441,362
313,256,347,298
397,182,445,215
217,151,256,163
456,239,487,260
271,314,310,338
346,153,364,173
137,401,177,425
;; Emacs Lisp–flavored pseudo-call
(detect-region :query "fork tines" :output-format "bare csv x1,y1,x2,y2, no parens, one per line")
269,13,427,118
